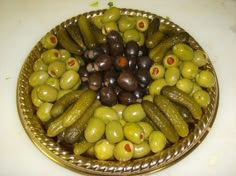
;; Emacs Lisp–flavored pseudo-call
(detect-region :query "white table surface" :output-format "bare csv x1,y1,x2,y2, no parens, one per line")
1,0,236,175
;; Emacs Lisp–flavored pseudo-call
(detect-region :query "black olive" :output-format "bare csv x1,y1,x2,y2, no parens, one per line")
137,56,153,69
99,86,117,106
94,54,112,71
88,72,102,91
107,31,123,43
114,56,129,71
136,69,151,88
109,42,124,56
113,85,122,95
117,71,138,92
100,43,110,55
127,56,137,70
125,41,139,57
107,31,124,56
118,91,136,105
84,46,104,61
138,45,148,57
134,87,145,100
78,66,89,82
103,69,119,87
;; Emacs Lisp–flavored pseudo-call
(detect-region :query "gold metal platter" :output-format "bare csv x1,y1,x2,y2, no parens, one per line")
17,8,219,175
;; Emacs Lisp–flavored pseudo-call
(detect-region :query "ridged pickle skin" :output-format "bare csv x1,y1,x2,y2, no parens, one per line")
161,86,202,119
142,100,179,143
62,89,96,127
154,95,189,137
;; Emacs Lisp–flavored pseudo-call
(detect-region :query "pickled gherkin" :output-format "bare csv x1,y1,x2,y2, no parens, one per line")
142,100,179,143
154,95,189,137
161,86,202,119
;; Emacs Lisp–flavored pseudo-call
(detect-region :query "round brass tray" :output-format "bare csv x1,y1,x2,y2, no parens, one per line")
17,8,219,175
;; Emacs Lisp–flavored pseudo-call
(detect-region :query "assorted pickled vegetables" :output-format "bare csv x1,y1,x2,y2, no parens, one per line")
28,7,216,162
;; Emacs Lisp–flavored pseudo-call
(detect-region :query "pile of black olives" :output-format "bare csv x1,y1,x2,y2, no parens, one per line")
79,31,153,106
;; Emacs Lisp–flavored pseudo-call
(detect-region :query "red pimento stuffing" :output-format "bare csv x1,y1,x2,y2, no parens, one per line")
54,51,59,57
138,21,145,29
118,57,128,67
50,70,56,76
68,59,75,66
167,57,175,65
50,36,57,44
152,67,159,75
124,143,132,152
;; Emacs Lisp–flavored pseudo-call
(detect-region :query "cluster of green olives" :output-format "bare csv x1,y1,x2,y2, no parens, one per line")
92,7,149,45
29,34,83,122
75,103,167,161
148,43,216,108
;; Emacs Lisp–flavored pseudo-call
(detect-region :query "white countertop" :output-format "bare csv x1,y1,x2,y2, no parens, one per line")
1,0,236,175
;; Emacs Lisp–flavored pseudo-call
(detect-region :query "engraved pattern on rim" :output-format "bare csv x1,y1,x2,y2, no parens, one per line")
17,8,219,175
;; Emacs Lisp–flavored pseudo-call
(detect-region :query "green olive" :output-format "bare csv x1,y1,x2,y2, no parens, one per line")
149,78,167,96
136,17,149,32
176,78,194,94
113,140,134,161
36,102,53,122
133,141,151,159
112,104,126,119
192,50,208,67
102,22,119,35
48,61,66,78
149,130,167,153
84,118,105,143
37,84,58,102
94,106,119,124
149,64,165,80
193,89,210,107
60,70,80,90
123,103,146,122
165,67,180,86
123,29,140,43
46,77,60,90
195,70,216,88
137,121,154,140
29,71,49,87
65,57,80,72
123,122,144,144
42,49,61,64
172,43,194,61
163,54,180,68
33,59,48,72
137,32,145,46
118,15,136,32
31,87,44,107
180,61,199,79
102,7,121,23
105,120,124,144
40,32,58,49
59,49,71,62
94,139,114,160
